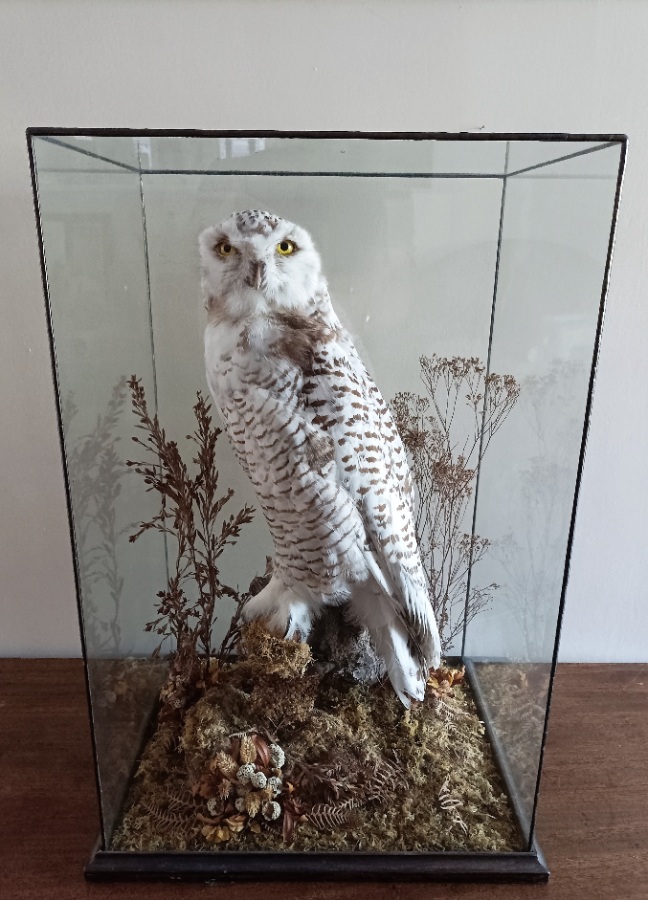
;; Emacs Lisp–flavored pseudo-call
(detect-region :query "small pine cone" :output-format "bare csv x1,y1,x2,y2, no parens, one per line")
237,763,255,783
245,792,262,818
250,771,267,789
269,744,285,768
239,735,257,765
266,776,282,796
235,797,246,813
262,800,281,822
214,752,238,779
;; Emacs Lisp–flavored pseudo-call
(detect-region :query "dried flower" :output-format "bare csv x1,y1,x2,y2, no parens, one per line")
234,797,246,812
391,357,519,651
250,771,267,790
212,751,238,779
237,763,255,783
217,780,232,800
202,824,231,843
239,735,257,765
245,792,262,818
225,814,247,834
262,800,281,821
270,744,285,768
207,796,224,817
266,775,282,796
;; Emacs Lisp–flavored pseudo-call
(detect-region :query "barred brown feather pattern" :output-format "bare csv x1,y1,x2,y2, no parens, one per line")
207,300,368,599
202,210,441,703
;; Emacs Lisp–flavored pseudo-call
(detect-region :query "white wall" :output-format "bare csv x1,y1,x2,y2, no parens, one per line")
0,0,646,660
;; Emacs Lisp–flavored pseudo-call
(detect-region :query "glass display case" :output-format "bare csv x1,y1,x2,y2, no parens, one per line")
28,130,625,882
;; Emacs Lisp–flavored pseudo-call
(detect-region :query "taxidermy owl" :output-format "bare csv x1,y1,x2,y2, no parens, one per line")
200,210,441,705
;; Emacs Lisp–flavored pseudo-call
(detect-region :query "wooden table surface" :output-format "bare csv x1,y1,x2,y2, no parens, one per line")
1,660,647,899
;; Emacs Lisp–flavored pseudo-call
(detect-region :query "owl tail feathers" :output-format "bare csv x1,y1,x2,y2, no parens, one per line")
348,587,431,707
242,574,315,641
425,616,442,672
371,622,429,708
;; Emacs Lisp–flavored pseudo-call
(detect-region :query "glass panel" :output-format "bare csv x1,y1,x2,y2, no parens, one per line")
464,140,622,842
35,134,140,172
141,170,503,651
32,136,168,841
140,135,510,176
506,139,617,176
32,132,623,863
33,133,623,178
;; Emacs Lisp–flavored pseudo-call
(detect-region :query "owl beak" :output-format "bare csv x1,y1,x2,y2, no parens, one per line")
248,260,266,291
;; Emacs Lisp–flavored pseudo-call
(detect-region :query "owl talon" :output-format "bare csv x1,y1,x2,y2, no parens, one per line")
243,574,313,642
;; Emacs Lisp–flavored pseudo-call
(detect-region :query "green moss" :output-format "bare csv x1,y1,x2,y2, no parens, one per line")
112,628,523,854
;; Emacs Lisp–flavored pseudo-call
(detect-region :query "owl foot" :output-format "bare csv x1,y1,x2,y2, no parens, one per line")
243,574,314,642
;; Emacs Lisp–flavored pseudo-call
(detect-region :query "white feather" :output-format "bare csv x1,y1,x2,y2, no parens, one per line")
201,210,441,704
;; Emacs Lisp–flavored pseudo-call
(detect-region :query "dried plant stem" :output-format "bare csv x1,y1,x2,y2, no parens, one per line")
126,376,255,716
392,356,519,651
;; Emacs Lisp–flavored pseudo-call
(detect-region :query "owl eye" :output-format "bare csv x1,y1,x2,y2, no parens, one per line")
215,241,237,258
276,240,296,256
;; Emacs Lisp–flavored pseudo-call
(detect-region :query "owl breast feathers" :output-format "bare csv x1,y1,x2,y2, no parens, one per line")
200,209,441,705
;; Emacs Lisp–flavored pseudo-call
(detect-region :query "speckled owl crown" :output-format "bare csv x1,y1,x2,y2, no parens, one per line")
234,210,281,236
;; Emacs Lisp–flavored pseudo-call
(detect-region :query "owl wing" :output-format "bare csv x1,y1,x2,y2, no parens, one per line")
304,324,440,668
206,344,368,600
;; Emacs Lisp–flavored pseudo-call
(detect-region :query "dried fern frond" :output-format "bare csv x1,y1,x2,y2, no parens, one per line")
140,790,199,832
308,798,360,831
364,756,408,801
438,776,469,835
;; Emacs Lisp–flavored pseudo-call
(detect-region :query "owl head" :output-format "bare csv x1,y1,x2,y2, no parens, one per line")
199,210,323,318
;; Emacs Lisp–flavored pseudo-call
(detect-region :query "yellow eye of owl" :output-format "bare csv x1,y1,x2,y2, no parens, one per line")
276,240,296,256
216,241,237,257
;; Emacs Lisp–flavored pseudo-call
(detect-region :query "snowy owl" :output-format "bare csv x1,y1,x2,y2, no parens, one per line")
200,209,441,705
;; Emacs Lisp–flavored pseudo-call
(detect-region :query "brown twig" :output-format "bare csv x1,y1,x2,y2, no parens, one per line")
126,376,255,717
392,356,519,652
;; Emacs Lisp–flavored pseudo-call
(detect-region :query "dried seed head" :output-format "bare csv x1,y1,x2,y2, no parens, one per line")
239,735,257,765
245,792,262,818
235,797,246,812
269,744,285,768
262,800,282,821
266,775,282,796
207,796,224,817
236,781,252,797
237,763,255,783
250,771,267,789
213,751,238,779
218,780,232,800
